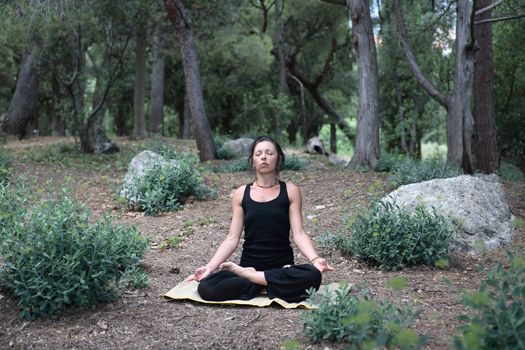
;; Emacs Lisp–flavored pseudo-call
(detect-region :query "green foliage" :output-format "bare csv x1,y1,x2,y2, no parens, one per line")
126,267,149,290
0,186,149,320
494,1,525,168
374,152,405,173
126,154,213,216
388,157,461,187
159,236,183,250
341,202,453,270
498,162,525,182
0,146,12,185
454,254,525,350
146,140,178,160
303,284,425,349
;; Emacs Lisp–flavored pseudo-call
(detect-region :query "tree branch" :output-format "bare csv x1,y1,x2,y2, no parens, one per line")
475,13,525,24
394,0,448,107
319,0,345,6
475,0,503,16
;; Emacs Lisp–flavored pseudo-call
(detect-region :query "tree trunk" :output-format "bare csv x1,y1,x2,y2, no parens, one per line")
347,0,380,169
150,23,166,136
275,0,287,93
181,90,193,139
394,0,476,171
165,0,215,161
132,25,148,139
51,74,65,136
473,0,499,173
330,123,337,153
448,0,475,172
3,51,39,139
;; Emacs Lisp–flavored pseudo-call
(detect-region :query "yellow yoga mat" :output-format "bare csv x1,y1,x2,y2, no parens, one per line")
163,279,345,309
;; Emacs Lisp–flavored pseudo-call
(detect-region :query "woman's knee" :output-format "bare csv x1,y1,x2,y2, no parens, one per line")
197,280,214,300
303,264,322,289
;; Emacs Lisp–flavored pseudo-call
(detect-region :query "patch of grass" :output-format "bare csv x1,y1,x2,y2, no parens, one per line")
0,146,12,185
159,236,183,250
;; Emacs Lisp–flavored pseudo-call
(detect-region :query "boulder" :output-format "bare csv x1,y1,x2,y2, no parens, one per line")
305,137,327,155
119,150,178,205
382,174,514,252
328,154,349,167
219,138,254,158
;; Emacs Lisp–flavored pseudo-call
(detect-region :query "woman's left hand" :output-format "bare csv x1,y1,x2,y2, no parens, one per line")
313,258,334,273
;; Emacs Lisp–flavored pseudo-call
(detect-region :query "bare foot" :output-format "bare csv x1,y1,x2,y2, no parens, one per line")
219,262,256,278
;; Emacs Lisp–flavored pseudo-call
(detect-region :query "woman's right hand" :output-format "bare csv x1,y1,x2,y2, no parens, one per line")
191,266,213,282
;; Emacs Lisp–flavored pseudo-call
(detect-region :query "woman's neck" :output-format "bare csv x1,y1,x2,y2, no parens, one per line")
255,175,278,188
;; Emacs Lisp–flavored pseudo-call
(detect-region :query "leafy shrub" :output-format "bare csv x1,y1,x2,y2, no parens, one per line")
498,162,524,182
210,158,250,173
0,146,12,185
126,267,149,289
303,283,425,349
216,145,237,160
454,254,525,350
146,140,178,160
341,202,453,270
0,187,149,320
127,154,213,216
388,157,461,187
374,153,404,173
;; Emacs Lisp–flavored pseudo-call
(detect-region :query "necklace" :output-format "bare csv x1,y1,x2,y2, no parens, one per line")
255,179,278,188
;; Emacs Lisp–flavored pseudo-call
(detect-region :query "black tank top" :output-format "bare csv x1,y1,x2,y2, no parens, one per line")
239,181,294,270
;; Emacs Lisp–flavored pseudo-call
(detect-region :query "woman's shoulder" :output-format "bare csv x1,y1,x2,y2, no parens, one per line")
284,181,301,198
232,184,248,201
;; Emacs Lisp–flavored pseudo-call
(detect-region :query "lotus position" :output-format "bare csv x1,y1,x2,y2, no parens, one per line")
191,136,333,303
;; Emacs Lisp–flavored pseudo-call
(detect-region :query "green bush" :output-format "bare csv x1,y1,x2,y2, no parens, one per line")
454,254,525,350
216,145,237,160
341,202,453,270
146,140,178,160
374,153,404,173
126,154,213,216
388,157,461,187
0,187,149,320
498,162,525,182
0,146,12,185
303,283,425,349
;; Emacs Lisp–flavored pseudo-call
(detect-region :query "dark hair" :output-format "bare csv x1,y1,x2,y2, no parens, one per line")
248,136,285,174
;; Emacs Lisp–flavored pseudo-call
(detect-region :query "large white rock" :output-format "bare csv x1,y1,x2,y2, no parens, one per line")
382,174,514,252
119,150,178,206
305,137,327,155
219,138,254,158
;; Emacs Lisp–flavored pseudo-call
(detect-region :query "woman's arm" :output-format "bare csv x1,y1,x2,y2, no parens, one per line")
191,186,246,281
287,182,333,273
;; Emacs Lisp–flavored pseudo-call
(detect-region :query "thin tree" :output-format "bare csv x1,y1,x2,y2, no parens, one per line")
131,23,148,140
164,0,215,161
3,51,39,139
347,0,380,169
150,23,166,136
394,0,476,172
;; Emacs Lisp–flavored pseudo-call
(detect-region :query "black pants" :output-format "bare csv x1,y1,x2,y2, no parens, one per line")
197,264,322,303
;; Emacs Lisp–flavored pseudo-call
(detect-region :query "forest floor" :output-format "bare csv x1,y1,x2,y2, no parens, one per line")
1,136,524,350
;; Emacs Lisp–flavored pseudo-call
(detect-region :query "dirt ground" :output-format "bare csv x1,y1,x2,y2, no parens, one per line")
1,137,524,350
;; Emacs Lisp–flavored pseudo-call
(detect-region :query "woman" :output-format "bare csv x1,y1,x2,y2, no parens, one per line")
192,136,333,302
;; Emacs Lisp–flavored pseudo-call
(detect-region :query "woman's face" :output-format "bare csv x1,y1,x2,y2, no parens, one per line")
252,141,279,174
